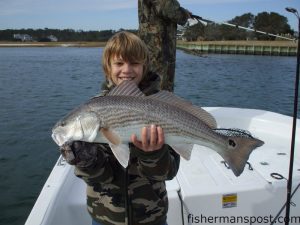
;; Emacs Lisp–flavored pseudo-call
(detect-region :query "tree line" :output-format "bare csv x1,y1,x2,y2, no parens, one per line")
0,28,137,42
183,12,295,41
0,12,295,42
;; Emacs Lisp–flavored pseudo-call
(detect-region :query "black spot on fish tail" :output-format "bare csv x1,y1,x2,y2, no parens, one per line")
228,139,236,148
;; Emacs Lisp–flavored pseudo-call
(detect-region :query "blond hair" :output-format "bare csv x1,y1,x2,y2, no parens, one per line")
102,31,149,85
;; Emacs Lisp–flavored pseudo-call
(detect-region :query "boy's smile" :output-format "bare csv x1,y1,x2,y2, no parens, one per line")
110,56,144,86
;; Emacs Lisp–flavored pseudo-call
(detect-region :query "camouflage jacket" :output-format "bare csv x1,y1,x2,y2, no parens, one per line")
74,72,180,225
138,0,190,91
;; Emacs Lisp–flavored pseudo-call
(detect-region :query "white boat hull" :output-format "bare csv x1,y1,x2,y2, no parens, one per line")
25,108,300,225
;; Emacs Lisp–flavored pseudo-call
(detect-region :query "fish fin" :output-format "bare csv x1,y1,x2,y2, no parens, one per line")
149,91,217,129
100,128,129,167
109,143,130,168
100,128,121,145
220,136,264,177
107,81,145,97
87,124,100,142
170,144,194,160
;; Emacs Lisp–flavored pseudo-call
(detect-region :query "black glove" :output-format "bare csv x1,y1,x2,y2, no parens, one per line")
60,141,98,168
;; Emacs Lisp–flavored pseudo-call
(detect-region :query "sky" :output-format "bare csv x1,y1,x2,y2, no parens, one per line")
0,0,299,31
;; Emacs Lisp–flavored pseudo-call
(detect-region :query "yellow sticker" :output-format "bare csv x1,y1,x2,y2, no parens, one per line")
222,193,237,208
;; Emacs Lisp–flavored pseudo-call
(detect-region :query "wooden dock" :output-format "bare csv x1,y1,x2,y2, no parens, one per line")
177,40,297,56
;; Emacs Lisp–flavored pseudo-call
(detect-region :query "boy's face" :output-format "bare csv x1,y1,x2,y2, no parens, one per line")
110,55,144,86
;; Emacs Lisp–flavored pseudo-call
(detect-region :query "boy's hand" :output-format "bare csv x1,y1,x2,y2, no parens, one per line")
131,124,164,152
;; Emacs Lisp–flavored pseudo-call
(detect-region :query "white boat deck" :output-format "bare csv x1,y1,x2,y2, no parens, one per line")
176,108,300,225
25,108,300,225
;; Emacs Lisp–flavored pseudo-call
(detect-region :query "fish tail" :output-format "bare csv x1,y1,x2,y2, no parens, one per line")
220,136,264,176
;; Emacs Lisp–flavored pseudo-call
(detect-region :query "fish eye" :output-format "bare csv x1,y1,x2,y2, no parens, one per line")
228,139,236,147
60,121,66,127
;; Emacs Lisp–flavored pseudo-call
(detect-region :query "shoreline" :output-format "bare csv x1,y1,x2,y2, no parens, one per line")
0,40,297,47
1,40,297,56
0,41,107,47
177,40,297,56
177,40,297,47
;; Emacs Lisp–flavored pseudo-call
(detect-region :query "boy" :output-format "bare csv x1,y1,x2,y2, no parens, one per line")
61,31,179,225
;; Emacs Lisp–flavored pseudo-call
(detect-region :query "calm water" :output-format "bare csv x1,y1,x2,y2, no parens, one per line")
0,47,298,225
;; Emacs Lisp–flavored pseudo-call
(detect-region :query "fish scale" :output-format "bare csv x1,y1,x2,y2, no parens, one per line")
96,97,208,140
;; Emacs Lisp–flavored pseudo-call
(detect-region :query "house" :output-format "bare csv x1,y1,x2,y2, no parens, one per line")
48,35,58,42
13,34,33,42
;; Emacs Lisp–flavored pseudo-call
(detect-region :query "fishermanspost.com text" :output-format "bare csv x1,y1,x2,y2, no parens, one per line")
187,213,300,224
